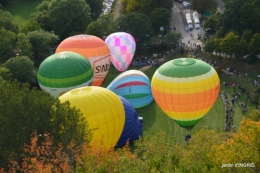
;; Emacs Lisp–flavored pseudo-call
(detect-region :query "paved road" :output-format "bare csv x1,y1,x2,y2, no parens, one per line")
217,0,225,13
170,1,204,47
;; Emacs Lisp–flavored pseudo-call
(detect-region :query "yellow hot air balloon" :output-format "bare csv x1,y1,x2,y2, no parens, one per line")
59,86,125,149
151,58,220,131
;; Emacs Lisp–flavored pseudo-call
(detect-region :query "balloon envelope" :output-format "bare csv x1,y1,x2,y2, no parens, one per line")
59,86,125,149
117,96,142,146
56,35,110,86
37,51,93,98
151,58,220,130
105,32,136,72
107,70,153,108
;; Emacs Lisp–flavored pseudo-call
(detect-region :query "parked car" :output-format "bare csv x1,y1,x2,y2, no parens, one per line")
194,19,200,29
187,19,193,30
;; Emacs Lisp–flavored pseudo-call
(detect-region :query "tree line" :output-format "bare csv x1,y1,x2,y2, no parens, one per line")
203,0,260,64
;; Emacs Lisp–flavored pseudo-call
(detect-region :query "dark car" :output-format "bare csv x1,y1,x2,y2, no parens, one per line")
205,28,216,34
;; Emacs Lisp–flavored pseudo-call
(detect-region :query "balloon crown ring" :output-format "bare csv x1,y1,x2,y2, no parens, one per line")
172,58,196,66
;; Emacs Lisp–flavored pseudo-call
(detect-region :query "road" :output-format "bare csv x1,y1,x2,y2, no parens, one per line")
217,0,225,13
170,1,204,47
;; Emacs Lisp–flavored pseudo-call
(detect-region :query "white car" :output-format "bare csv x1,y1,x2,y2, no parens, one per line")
187,19,193,30
194,19,200,29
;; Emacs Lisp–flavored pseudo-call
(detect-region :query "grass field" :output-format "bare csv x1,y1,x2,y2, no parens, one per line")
4,0,42,26
4,0,260,146
102,54,260,146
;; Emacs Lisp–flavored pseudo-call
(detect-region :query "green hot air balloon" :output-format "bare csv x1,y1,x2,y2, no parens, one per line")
37,51,93,98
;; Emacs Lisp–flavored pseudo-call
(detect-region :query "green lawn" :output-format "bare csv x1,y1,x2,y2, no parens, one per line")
102,54,259,146
4,0,42,26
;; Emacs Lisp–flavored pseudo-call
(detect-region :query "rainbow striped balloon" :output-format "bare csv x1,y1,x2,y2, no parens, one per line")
151,58,220,130
107,70,153,108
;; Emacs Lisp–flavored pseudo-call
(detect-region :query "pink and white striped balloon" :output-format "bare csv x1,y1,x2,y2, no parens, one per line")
105,32,136,72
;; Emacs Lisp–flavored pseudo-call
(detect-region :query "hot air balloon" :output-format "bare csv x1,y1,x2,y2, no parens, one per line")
107,70,153,108
151,58,220,131
117,96,142,146
105,32,136,72
56,35,110,86
59,86,125,149
37,51,93,98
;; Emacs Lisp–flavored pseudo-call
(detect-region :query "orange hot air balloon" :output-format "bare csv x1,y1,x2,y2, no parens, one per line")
56,35,110,86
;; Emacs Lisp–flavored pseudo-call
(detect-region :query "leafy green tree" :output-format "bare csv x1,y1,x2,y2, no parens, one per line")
249,110,260,122
0,27,16,63
150,8,171,34
234,38,248,59
48,0,92,40
163,32,183,45
116,14,129,32
0,67,12,81
26,30,59,66
148,0,173,14
85,0,103,17
2,56,36,84
0,8,19,33
204,38,215,55
203,14,218,30
20,19,41,34
86,13,117,38
248,33,260,56
33,0,92,40
220,32,239,58
0,80,90,169
16,33,34,59
31,0,52,31
191,0,218,14
126,12,153,45
179,129,225,173
125,0,149,14
214,37,222,55
218,0,260,36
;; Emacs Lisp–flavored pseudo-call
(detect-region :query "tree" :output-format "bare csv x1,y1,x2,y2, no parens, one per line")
163,32,183,45
203,14,218,30
150,8,171,34
85,0,103,18
0,80,90,169
148,0,173,14
220,32,239,58
126,12,153,45
86,13,117,38
48,0,92,40
179,129,225,173
20,19,41,34
248,33,260,56
16,33,34,59
0,8,19,33
249,110,260,122
26,30,59,66
0,27,16,63
218,0,260,36
209,118,260,173
125,0,149,15
3,56,36,84
31,0,52,31
190,0,218,14
204,37,215,55
32,0,92,40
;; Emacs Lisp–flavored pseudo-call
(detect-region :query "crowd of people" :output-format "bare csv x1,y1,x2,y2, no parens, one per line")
219,67,260,132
